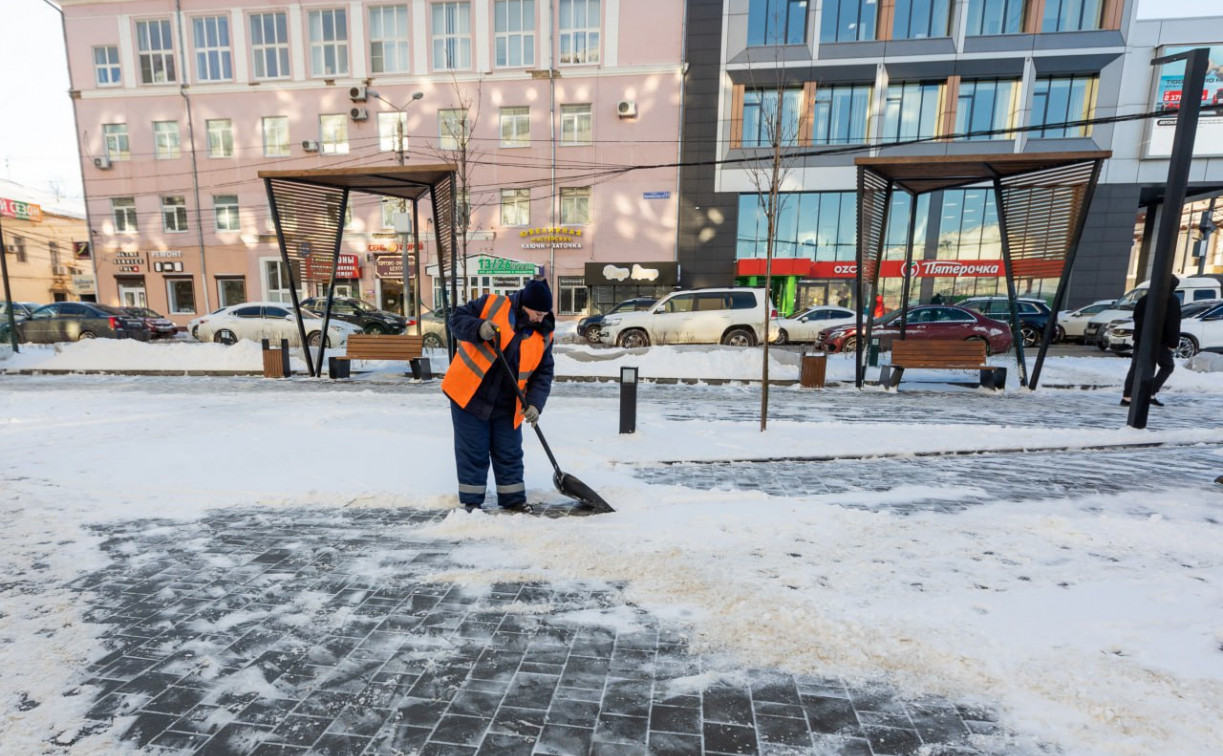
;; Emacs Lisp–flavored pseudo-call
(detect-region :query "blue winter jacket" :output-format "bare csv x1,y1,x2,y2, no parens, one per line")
449,292,555,421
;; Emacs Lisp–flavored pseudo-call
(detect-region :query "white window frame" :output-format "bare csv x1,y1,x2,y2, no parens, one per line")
263,258,294,302
560,186,590,225
192,15,233,82
214,194,240,232
499,106,530,147
162,196,188,232
560,104,592,145
558,0,600,65
262,116,291,157
439,109,469,150
103,123,130,160
369,4,410,74
495,0,535,68
250,12,291,79
432,2,472,71
500,188,530,227
206,118,234,157
378,111,408,153
94,45,121,87
153,120,181,159
136,18,177,84
308,8,349,77
557,275,588,315
112,197,138,233
166,277,197,315
320,114,349,154
217,277,247,307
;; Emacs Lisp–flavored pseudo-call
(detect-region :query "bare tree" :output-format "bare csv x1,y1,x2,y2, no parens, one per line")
425,76,486,299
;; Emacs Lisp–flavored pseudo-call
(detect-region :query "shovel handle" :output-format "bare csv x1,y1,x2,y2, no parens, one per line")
489,328,563,477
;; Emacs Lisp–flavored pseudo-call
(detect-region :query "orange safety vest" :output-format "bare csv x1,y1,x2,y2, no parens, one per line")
442,294,552,428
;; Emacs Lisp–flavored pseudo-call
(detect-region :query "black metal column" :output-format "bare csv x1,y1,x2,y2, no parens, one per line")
898,191,918,340
314,188,350,377
993,178,1028,387
0,216,19,353
264,178,315,377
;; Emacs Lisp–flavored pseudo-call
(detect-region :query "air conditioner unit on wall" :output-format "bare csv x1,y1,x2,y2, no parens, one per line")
617,100,637,118
53,265,69,275
93,155,112,169
348,85,369,101
301,140,320,152
350,106,369,121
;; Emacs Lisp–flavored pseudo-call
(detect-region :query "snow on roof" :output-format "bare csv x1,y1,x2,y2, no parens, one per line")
0,178,86,220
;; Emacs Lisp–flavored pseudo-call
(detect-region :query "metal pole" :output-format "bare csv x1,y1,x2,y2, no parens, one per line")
857,180,893,388
0,216,19,352
412,198,422,335
1199,196,1217,277
264,179,315,377
899,191,918,340
316,188,349,378
993,178,1028,387
1129,47,1209,429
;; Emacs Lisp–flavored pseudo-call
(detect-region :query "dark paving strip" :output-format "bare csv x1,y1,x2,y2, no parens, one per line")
54,507,1024,755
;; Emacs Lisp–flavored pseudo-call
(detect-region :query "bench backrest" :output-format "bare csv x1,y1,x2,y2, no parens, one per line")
891,339,988,368
345,334,424,360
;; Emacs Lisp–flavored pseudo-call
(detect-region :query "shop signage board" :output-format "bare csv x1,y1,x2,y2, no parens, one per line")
643,191,671,199
808,260,1005,278
374,254,416,278
303,253,360,281
112,251,145,273
477,258,539,276
1146,44,1223,157
520,227,583,250
584,261,679,286
72,275,96,294
0,198,43,223
367,241,423,253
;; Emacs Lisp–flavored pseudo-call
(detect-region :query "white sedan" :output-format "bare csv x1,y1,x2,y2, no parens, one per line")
775,305,857,344
191,301,361,347
1057,299,1116,342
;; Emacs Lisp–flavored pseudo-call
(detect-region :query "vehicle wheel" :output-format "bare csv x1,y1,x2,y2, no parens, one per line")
618,329,650,349
583,325,602,344
775,328,789,345
843,336,858,353
1053,325,1065,343
364,323,386,335
967,335,992,356
78,330,97,341
721,327,756,347
213,329,238,345
1020,324,1040,348
1096,335,1108,351
307,331,332,348
423,332,445,350
191,325,200,340
1174,334,1199,359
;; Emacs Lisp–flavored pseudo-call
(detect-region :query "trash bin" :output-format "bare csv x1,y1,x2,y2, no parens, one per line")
867,337,881,367
328,356,351,379
410,357,433,381
261,338,291,378
800,352,827,388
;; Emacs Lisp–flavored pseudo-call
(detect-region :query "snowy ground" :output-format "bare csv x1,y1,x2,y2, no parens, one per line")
2,342,1222,755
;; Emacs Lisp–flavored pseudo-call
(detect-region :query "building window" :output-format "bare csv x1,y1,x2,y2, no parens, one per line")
320,114,349,154
500,188,530,226
167,277,197,314
965,0,1023,35
881,81,942,143
218,277,247,307
370,4,410,74
1031,75,1097,138
94,46,121,86
308,8,349,76
558,0,599,64
495,0,535,67
558,276,588,315
10,236,26,263
207,119,234,157
378,112,408,153
893,0,951,39
560,187,590,225
214,195,240,232
192,16,233,81
737,191,856,260
250,12,290,79
742,88,803,147
747,0,808,46
103,123,130,159
262,116,290,156
50,242,62,271
112,198,138,232
162,196,188,232
265,259,293,302
820,0,877,42
432,2,472,70
560,104,592,145
439,109,470,150
937,189,1001,261
955,79,1018,139
153,120,181,159
812,84,871,144
499,106,530,147
136,19,177,84
1042,0,1103,32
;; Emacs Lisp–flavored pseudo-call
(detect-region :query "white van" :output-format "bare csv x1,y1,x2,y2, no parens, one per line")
1083,276,1223,346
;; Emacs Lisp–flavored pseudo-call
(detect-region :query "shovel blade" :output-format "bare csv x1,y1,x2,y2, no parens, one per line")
554,471,615,513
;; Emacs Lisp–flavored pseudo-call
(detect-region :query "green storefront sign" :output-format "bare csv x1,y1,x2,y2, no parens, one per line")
476,258,537,276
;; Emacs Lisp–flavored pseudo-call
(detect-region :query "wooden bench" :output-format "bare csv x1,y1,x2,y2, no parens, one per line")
334,334,429,378
879,340,1006,390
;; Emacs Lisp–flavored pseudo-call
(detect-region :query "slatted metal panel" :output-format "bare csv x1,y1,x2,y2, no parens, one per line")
995,161,1098,282
857,167,892,287
428,172,457,280
266,179,347,284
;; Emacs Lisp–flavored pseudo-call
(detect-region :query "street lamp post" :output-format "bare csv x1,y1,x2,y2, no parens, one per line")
369,90,423,316
370,90,424,166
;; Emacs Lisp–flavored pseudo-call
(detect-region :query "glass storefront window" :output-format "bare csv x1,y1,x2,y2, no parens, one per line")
737,192,858,261
747,0,808,46
965,0,1023,35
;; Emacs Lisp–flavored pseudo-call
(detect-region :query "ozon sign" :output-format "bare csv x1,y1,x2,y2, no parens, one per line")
809,260,1004,278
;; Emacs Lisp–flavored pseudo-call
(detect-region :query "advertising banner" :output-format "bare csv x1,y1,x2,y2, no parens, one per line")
738,259,1007,279
1146,44,1223,158
0,198,43,223
303,253,360,281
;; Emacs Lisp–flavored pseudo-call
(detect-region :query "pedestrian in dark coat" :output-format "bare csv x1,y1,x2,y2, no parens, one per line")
441,280,555,510
1121,275,1182,407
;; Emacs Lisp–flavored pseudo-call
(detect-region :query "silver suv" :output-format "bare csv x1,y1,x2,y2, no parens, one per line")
598,288,778,348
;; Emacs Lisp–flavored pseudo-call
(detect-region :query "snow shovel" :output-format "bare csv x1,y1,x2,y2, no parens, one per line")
489,332,615,514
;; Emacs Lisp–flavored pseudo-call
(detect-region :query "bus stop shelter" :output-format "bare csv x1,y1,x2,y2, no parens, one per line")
853,151,1111,389
257,164,458,377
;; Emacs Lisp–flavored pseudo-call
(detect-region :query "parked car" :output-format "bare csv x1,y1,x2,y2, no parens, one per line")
299,297,408,334
15,302,145,343
1104,299,1223,358
576,297,657,344
191,301,361,347
120,307,178,340
1058,299,1116,343
598,288,779,348
1083,276,1223,346
416,307,449,349
0,301,41,321
817,305,1014,355
774,305,856,344
956,296,1059,346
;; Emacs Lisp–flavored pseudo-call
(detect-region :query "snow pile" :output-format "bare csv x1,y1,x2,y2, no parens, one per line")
554,344,803,381
0,340,334,373
1187,352,1223,373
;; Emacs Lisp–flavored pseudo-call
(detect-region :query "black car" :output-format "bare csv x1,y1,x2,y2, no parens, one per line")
15,302,144,343
121,307,178,340
299,297,407,334
956,296,1061,347
577,297,658,344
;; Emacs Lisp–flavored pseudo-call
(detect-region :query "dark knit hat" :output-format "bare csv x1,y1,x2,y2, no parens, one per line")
520,279,553,312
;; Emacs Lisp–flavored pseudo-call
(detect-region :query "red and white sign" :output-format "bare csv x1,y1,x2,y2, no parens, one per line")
303,253,360,280
0,197,43,223
739,258,1006,279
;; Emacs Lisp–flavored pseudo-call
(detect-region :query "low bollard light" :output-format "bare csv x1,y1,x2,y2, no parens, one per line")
619,366,638,434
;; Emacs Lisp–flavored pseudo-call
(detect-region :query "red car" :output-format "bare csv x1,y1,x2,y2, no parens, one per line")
817,305,1014,355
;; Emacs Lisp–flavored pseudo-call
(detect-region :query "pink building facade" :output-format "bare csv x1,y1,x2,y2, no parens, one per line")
62,0,684,327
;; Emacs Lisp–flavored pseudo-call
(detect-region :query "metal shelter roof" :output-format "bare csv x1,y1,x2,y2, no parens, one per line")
854,151,1112,196
256,164,458,199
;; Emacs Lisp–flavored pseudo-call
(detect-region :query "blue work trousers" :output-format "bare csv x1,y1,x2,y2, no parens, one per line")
450,402,525,507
